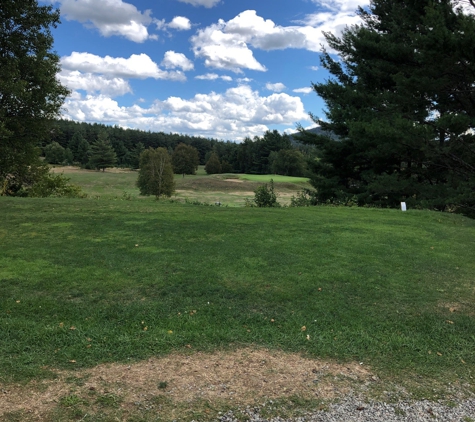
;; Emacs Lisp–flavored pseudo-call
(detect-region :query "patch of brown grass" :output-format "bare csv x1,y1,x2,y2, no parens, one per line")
0,348,372,420
437,301,474,316
177,177,258,192
51,166,133,174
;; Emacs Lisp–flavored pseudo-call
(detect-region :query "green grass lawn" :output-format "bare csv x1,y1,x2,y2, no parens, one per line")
1,196,474,393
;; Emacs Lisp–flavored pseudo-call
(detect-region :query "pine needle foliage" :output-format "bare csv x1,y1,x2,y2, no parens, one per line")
88,132,117,172
205,152,222,174
300,0,475,216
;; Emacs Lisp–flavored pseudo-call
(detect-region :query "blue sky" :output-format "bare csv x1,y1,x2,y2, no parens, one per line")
42,0,369,141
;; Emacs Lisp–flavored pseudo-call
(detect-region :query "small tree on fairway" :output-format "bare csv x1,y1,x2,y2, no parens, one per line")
88,132,117,171
205,152,222,174
137,147,175,199
172,143,200,177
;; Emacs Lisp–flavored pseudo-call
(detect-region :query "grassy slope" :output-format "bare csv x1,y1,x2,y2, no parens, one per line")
1,197,474,387
52,167,311,206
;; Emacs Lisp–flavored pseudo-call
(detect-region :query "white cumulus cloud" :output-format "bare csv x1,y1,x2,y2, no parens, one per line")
58,70,132,97
168,16,192,30
293,87,313,95
195,73,233,81
56,0,154,42
311,0,369,13
191,9,364,72
61,85,310,141
63,94,147,122
266,82,286,92
61,52,186,81
295,0,372,52
176,0,221,8
161,51,194,72
191,20,267,73
225,11,314,51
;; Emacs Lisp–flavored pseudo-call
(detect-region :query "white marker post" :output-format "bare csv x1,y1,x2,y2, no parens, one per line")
401,202,407,211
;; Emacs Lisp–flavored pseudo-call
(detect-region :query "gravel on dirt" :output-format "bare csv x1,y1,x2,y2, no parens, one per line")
216,395,475,422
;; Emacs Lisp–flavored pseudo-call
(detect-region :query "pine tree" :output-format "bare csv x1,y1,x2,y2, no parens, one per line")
111,139,129,166
301,0,475,214
76,138,90,166
68,131,85,162
205,152,222,174
88,132,117,171
131,142,145,169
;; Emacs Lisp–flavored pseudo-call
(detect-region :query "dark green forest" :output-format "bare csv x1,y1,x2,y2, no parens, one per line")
43,119,317,177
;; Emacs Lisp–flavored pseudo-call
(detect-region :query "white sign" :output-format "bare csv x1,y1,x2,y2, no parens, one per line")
401,202,407,211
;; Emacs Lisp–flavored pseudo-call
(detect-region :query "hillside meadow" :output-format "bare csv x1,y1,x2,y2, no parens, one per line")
1,171,475,420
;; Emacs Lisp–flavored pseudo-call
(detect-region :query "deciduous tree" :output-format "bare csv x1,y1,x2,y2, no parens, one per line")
137,147,175,199
0,0,69,194
44,141,65,164
270,149,307,177
172,143,200,177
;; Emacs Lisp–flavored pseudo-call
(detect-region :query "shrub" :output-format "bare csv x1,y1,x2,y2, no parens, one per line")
290,190,314,207
253,179,280,207
28,173,86,198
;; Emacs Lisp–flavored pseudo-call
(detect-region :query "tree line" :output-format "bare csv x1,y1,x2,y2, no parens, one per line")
42,119,316,177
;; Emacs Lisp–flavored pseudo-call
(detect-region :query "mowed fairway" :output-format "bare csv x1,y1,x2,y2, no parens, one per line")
1,195,475,419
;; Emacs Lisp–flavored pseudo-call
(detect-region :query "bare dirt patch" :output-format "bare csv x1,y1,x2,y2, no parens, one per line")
0,348,372,420
224,179,244,183
176,189,255,197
